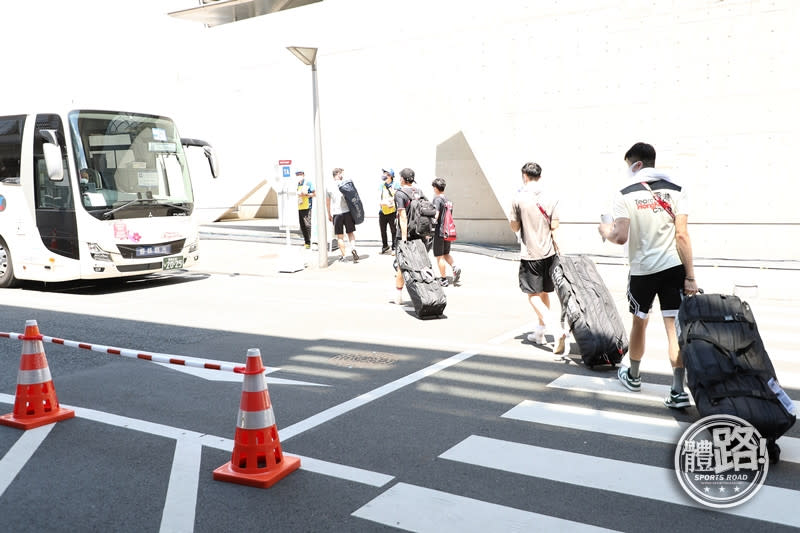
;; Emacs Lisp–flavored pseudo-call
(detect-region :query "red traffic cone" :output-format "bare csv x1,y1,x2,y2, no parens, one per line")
213,348,300,488
0,320,75,430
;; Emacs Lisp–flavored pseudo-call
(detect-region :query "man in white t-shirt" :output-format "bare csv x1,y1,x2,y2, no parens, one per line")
598,142,699,409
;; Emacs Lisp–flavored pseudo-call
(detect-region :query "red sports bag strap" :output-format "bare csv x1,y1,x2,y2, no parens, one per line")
536,202,559,255
640,181,676,221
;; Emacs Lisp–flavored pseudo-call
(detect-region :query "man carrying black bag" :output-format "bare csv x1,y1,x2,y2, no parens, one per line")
599,142,699,409
392,168,446,318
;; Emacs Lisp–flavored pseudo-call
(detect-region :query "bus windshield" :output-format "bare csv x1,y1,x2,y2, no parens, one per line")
68,110,194,219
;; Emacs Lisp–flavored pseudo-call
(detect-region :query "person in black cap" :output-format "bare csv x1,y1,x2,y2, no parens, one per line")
296,170,315,249
378,168,399,254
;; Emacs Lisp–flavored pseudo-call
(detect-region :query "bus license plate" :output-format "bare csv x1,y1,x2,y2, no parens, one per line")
162,256,184,270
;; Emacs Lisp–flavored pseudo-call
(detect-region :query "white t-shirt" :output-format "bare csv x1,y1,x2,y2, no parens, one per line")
612,168,689,276
326,180,349,215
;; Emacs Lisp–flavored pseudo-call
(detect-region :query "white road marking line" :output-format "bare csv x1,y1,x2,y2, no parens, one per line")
291,455,393,487
502,400,800,464
160,439,202,533
0,394,392,494
0,424,54,498
547,373,800,413
352,482,620,533
279,323,533,442
504,400,686,442
153,363,328,386
547,373,684,404
441,435,800,528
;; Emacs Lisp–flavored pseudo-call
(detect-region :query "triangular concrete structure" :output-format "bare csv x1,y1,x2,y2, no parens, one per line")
435,131,517,246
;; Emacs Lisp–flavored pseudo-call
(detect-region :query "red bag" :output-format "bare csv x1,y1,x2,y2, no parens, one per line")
442,201,457,242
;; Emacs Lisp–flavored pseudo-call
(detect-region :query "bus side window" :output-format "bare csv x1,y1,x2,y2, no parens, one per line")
0,115,25,184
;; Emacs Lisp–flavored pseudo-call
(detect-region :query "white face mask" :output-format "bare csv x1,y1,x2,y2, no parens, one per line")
626,162,640,178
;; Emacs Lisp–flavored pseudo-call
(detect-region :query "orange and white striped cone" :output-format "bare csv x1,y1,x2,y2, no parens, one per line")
0,320,75,430
213,348,300,488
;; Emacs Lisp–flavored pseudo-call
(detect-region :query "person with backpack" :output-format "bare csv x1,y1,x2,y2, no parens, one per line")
431,177,461,287
599,142,698,409
391,167,436,304
508,162,565,350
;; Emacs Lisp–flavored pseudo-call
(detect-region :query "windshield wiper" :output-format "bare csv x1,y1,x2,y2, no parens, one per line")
102,193,151,219
101,192,190,218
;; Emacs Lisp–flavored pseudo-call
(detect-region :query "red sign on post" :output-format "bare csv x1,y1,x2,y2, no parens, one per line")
278,160,292,165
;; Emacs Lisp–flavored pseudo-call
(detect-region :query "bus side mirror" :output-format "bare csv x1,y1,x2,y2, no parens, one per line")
181,138,219,179
43,143,64,182
202,145,219,179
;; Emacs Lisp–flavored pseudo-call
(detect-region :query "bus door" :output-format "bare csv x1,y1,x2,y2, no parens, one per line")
33,114,79,259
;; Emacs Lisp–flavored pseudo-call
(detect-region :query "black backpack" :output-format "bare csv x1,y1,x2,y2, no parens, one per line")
402,187,436,239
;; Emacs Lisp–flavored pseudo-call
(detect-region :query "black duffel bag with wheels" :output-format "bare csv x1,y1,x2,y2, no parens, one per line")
552,254,628,368
396,239,446,319
677,292,796,463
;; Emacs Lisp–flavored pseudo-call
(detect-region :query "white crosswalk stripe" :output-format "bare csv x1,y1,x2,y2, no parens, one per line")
356,366,799,530
439,435,800,528
547,373,800,418
502,399,800,464
352,482,620,533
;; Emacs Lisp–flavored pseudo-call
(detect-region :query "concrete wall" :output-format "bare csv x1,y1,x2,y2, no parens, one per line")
173,0,800,261
4,0,798,260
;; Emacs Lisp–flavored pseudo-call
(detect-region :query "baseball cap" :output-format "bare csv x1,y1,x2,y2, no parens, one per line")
382,168,395,178
295,170,304,175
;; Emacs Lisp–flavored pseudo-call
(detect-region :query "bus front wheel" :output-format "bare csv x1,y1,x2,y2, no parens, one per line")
0,238,18,288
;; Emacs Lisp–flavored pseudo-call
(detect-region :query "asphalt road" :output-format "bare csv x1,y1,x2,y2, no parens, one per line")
0,237,798,532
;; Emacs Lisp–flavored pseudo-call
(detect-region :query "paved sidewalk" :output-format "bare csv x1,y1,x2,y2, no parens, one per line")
199,219,800,302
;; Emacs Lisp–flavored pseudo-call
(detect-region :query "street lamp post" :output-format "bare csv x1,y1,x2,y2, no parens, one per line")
288,46,328,269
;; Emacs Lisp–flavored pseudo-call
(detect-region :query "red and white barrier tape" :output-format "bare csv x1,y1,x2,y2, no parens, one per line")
0,331,247,374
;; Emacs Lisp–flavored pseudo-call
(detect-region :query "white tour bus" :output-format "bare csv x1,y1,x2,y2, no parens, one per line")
0,109,218,287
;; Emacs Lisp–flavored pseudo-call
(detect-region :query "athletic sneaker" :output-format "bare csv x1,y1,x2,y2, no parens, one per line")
618,366,641,392
352,249,360,263
439,278,449,287
452,266,462,284
304,243,311,249
526,325,546,345
664,390,691,409
381,246,390,255
394,289,403,305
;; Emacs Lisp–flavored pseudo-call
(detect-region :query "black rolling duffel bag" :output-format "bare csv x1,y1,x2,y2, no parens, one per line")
552,255,628,368
677,293,796,462
396,239,446,319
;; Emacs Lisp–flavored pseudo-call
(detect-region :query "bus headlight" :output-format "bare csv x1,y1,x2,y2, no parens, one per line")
87,242,112,262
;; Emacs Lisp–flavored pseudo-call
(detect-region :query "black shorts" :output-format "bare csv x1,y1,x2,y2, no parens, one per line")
518,255,556,294
432,236,451,257
332,212,355,235
627,264,686,319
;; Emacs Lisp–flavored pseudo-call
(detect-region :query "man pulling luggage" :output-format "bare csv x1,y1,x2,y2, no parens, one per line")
599,142,699,409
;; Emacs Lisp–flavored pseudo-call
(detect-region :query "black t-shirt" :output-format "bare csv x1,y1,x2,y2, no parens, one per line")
394,186,419,240
394,186,415,213
432,194,448,236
